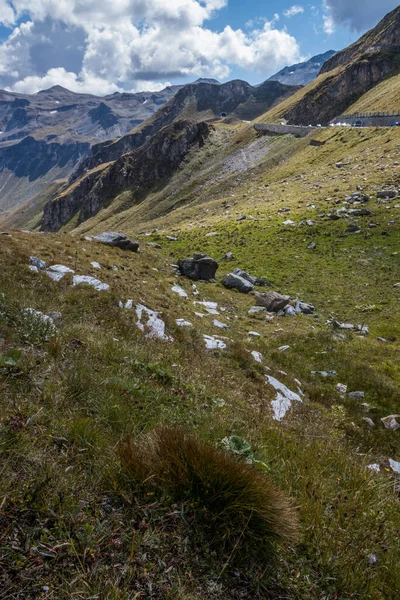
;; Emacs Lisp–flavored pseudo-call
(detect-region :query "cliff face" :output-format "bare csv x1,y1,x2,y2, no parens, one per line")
283,6,400,125
73,79,301,179
42,120,212,231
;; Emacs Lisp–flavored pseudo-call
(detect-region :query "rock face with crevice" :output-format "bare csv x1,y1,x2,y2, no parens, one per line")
41,120,212,231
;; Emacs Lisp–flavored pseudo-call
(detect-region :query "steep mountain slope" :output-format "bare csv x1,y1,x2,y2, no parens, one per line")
42,120,212,231
268,50,336,86
260,6,400,125
0,84,181,215
72,79,301,179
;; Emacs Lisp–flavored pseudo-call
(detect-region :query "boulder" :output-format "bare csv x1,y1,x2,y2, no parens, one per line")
178,254,218,281
255,291,290,312
30,256,46,270
94,232,139,252
222,273,254,293
233,268,271,287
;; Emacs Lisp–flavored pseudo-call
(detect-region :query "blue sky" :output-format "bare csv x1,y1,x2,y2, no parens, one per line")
0,0,397,95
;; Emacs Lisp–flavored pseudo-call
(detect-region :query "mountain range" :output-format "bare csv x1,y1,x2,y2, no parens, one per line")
0,6,400,231
268,50,336,86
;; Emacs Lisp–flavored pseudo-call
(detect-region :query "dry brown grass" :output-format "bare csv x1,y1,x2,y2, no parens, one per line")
120,427,300,561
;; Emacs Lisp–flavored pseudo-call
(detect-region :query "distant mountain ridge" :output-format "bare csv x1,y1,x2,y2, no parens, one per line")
0,84,182,214
268,51,336,86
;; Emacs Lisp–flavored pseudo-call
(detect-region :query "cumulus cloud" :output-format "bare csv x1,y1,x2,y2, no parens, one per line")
283,5,304,18
323,0,399,32
0,0,301,95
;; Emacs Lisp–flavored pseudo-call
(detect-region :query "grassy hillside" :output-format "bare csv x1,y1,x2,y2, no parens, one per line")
0,179,66,230
1,123,400,598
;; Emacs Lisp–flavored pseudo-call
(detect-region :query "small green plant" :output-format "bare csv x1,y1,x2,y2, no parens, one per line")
0,348,21,368
120,427,299,562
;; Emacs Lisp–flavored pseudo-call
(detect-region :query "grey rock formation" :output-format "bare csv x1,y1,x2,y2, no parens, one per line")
233,268,271,287
255,291,290,312
222,273,254,293
178,253,218,281
94,232,139,252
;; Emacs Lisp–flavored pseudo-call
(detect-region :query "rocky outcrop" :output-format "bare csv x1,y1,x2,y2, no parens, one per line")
283,6,400,125
94,232,139,252
41,120,212,231
178,253,218,281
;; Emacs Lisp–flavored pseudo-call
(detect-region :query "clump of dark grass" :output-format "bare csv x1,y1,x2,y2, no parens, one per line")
120,427,299,563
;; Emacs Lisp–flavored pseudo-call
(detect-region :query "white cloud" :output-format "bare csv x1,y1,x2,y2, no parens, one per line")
323,14,335,34
283,5,304,18
323,0,398,32
0,0,15,25
0,0,301,95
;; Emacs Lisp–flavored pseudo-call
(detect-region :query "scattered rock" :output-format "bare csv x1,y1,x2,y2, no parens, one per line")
336,383,348,394
346,224,361,233
312,370,337,377
284,305,297,317
176,318,192,327
381,415,400,431
29,256,46,270
91,261,101,270
366,463,380,472
213,319,228,329
222,272,254,293
348,391,365,400
248,331,261,337
73,275,110,291
393,283,400,288
136,304,172,341
203,335,227,350
255,291,290,312
388,459,400,474
171,284,188,298
236,215,246,222
251,351,263,363
223,251,234,261
94,232,139,252
29,266,39,273
232,268,271,287
308,242,317,249
165,235,178,241
377,190,396,199
363,418,375,428
46,264,75,282
278,345,290,352
147,242,162,249
248,306,267,315
178,254,218,281
194,301,219,315
266,375,302,421
119,299,133,309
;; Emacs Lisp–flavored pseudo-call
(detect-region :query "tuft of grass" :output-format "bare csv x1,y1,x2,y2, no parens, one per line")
120,426,300,562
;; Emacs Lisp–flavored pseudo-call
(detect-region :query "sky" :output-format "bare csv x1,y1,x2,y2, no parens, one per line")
0,0,398,96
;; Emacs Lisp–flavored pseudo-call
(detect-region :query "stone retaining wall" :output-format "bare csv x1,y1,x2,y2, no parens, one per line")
254,123,317,137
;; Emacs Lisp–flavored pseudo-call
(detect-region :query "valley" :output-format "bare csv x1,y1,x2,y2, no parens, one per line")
0,5,400,600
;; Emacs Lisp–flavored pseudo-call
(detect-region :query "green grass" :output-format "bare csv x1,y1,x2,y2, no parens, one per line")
1,124,400,598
